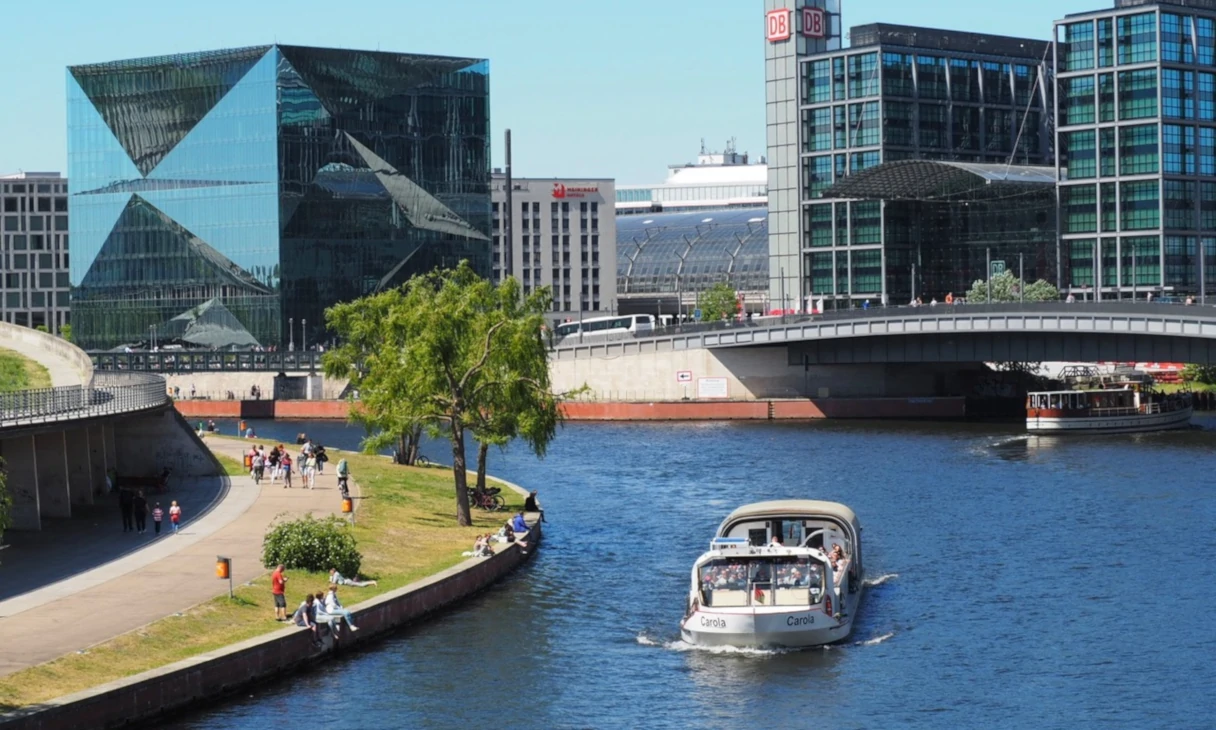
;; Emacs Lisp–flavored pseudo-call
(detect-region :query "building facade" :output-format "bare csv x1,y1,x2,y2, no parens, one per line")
1057,0,1216,300
68,45,491,350
491,174,616,316
0,172,71,333
616,141,768,215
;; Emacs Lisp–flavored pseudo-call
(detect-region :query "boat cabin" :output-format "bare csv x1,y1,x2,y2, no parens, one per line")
695,550,827,608
1026,388,1138,414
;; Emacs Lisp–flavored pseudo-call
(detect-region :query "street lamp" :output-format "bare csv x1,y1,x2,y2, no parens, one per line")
301,319,307,352
288,318,294,351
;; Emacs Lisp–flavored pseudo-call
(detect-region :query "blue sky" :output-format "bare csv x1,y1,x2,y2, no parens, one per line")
2,0,1102,184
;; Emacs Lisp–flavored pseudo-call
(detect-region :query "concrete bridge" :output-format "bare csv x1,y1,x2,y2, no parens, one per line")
549,302,1216,403
1,324,217,531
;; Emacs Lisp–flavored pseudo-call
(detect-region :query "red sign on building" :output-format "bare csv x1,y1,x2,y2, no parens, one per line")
766,9,792,42
551,183,599,200
802,7,825,39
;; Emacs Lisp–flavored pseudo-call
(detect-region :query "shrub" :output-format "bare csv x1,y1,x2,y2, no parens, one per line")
261,514,362,577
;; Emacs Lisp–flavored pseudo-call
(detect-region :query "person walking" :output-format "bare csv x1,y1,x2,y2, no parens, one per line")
152,502,164,535
168,500,182,533
282,453,293,488
271,564,288,621
119,487,134,533
133,489,149,534
251,450,265,485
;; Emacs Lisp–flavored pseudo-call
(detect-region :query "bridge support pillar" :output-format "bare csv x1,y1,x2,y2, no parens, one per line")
102,423,117,478
33,432,71,519
88,424,108,497
0,435,41,531
65,427,93,507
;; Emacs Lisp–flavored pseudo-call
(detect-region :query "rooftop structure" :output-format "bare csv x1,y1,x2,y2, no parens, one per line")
0,172,70,333
616,140,768,215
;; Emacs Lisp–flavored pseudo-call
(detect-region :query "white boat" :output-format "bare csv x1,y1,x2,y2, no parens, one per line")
1026,386,1192,434
680,500,864,648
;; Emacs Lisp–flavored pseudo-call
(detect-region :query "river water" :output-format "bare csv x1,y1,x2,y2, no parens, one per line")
165,417,1216,729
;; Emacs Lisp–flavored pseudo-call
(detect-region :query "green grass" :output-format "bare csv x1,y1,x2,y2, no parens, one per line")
1159,382,1216,393
214,453,248,477
0,446,525,710
0,348,52,392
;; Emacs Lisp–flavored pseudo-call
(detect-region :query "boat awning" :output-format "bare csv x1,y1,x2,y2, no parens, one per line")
820,160,1058,201
717,500,859,533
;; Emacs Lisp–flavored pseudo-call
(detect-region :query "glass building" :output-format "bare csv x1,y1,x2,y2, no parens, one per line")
1057,0,1216,299
795,24,1056,308
67,45,490,350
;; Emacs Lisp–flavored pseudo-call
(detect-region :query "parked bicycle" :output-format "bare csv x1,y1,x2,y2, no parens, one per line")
467,487,505,511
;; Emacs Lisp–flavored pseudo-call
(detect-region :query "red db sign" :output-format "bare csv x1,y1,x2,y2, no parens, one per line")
766,9,791,42
802,7,825,39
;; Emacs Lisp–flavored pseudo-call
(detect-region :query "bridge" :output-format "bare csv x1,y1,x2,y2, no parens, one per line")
548,302,1216,404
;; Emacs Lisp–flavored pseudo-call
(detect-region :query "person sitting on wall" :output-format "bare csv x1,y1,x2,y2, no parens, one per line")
524,490,546,523
292,594,321,646
323,585,359,632
510,511,529,535
503,522,528,551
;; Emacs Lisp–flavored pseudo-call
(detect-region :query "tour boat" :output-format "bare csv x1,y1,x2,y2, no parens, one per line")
681,500,864,648
1026,385,1192,434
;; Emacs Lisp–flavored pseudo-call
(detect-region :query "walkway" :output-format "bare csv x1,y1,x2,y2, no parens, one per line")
0,436,355,678
0,323,88,388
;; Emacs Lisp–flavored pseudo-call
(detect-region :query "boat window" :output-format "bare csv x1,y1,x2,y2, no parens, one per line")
698,557,824,608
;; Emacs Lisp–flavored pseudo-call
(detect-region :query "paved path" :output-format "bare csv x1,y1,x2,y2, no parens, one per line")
0,436,355,677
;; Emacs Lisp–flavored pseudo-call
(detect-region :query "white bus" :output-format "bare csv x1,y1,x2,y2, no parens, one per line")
554,314,655,341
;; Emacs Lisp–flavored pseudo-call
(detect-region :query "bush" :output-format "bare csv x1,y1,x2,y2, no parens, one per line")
261,514,362,577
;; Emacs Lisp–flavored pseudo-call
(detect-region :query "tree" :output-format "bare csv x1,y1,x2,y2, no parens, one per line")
0,457,10,557
699,281,739,321
966,270,1059,303
59,324,73,343
324,261,561,526
1182,364,1216,385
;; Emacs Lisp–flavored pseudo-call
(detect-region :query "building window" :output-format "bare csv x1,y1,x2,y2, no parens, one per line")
833,106,847,149
803,107,833,152
1062,76,1095,126
1202,127,1216,175
807,204,832,247
1200,17,1216,65
1119,69,1157,120
1099,128,1117,177
1014,64,1035,107
1163,124,1196,175
1101,182,1118,232
1098,18,1115,68
1161,13,1194,64
1118,13,1157,65
986,109,1013,154
1119,124,1159,175
881,52,914,97
883,101,914,146
949,58,980,102
919,103,947,148
848,102,880,146
1064,130,1096,179
850,151,880,174
1063,184,1098,233
809,252,834,294
1164,180,1196,230
850,202,881,245
951,107,981,151
1123,236,1160,286
1098,73,1116,122
806,59,832,104
1162,69,1194,120
1201,182,1216,229
1164,236,1194,289
850,249,881,293
1063,20,1095,71
1070,239,1096,287
847,53,878,99
1199,72,1215,121
832,57,846,101
982,62,1012,106
803,156,833,199
1120,180,1160,231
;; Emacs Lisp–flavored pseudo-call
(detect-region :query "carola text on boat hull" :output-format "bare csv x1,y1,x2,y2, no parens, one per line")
681,500,864,649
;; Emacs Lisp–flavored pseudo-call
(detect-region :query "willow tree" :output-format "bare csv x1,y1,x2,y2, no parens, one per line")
324,261,560,526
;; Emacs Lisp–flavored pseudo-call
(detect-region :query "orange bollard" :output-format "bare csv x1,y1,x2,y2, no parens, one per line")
341,498,353,514
215,556,230,579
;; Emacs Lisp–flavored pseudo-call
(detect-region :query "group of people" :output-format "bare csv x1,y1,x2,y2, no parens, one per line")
272,564,369,646
468,510,534,557
117,487,181,535
243,440,329,489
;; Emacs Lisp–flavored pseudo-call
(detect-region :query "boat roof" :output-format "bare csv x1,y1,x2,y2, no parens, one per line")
1028,388,1133,395
718,500,859,532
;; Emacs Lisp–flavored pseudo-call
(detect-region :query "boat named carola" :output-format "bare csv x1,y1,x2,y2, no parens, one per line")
681,500,864,649
1026,381,1192,434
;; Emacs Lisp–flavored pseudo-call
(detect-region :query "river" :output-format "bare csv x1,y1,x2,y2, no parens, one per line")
165,417,1216,729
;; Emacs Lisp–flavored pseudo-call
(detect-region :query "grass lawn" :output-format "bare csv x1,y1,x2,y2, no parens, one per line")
0,446,524,710
214,452,248,477
0,348,52,392
1159,382,1216,393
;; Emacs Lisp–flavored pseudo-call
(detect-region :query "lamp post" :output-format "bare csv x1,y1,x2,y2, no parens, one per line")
301,319,307,352
986,247,992,304
1019,253,1024,304
288,318,294,351
149,324,156,350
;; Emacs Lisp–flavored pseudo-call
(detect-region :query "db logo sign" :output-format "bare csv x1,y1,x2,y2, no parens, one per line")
765,9,791,42
802,7,825,39
552,183,567,199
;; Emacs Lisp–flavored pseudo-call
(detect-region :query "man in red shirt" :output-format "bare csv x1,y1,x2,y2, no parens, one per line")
271,564,288,621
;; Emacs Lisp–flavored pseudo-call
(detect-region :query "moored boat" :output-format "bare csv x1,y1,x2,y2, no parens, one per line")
1026,384,1192,434
680,500,863,648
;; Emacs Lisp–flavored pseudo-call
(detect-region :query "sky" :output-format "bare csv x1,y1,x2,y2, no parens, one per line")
1,0,1105,185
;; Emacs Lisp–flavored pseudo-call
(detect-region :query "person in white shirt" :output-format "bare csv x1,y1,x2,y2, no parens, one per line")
324,585,359,631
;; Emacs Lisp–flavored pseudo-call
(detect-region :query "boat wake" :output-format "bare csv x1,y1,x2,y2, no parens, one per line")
636,633,793,656
856,631,895,646
863,573,899,587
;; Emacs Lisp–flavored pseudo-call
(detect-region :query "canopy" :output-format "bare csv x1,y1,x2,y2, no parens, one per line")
821,160,1057,201
716,500,860,536
157,298,259,349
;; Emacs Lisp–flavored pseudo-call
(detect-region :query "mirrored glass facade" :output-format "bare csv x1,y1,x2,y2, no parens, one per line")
796,24,1055,308
68,45,490,349
1056,2,1216,299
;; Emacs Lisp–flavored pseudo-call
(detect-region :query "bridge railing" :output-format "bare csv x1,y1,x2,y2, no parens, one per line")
551,300,1216,351
0,372,169,428
88,350,322,373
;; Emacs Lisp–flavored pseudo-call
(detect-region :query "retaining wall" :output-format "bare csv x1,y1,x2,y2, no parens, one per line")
0,323,93,389
0,521,541,730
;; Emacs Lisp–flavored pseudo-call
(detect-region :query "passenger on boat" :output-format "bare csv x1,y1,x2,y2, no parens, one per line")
769,535,783,547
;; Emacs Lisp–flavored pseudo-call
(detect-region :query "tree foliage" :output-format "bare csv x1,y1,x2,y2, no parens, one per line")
323,261,562,526
0,457,10,556
1182,364,1216,384
59,324,73,343
699,281,739,321
966,271,1059,303
262,514,361,576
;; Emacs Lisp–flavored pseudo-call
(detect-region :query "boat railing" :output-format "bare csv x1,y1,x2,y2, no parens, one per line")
1089,406,1141,417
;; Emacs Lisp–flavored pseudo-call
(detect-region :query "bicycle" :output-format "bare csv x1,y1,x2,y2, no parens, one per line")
466,487,505,511
415,454,431,467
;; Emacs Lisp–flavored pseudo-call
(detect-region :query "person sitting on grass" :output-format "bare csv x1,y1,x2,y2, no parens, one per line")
324,584,359,632
292,594,321,646
328,567,376,588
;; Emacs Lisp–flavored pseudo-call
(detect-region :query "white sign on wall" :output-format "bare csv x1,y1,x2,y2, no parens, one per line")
697,377,729,399
676,370,693,383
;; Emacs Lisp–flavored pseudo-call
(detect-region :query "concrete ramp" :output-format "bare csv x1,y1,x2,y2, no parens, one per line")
0,322,93,388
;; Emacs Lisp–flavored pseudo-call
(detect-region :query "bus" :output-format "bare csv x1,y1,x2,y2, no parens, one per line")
554,314,655,341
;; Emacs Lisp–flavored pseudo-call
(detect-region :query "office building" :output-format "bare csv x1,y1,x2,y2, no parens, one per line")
68,45,491,350
1056,0,1216,299
0,172,71,333
764,0,1057,308
616,141,768,215
491,174,616,315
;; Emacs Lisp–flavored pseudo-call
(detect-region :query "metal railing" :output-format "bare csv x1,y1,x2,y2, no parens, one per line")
88,351,322,373
0,372,169,428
